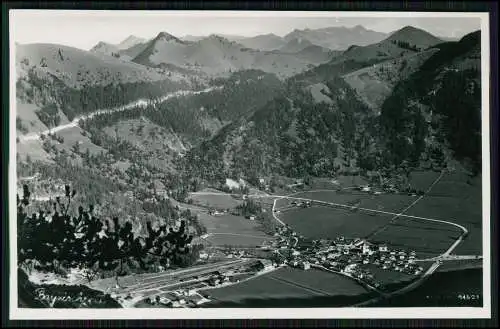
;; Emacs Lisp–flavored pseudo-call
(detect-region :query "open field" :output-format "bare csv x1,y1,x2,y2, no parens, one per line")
267,267,368,296
359,264,415,287
369,268,483,307
407,170,442,191
369,219,460,258
55,126,107,156
190,188,243,209
277,171,482,257
281,205,393,239
406,171,482,254
205,233,270,247
279,190,419,213
16,139,52,162
437,259,483,272
197,213,271,246
205,267,368,306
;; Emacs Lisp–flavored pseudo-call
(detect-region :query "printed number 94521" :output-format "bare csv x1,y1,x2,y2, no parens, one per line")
457,294,480,300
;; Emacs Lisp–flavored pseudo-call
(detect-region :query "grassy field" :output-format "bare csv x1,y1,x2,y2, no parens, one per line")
369,268,483,307
205,267,367,305
56,126,107,156
190,188,243,209
407,170,442,191
359,264,415,287
437,259,483,273
280,190,418,213
205,233,270,247
405,171,482,255
369,219,460,257
197,213,271,246
280,205,393,239
278,171,482,257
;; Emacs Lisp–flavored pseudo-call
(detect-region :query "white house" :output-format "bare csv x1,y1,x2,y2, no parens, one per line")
344,264,358,274
362,242,375,255
301,261,311,270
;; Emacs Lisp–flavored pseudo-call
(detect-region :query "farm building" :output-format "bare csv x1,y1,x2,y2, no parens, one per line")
257,259,274,271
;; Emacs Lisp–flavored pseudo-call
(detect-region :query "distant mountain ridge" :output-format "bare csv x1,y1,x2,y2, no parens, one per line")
90,35,149,59
283,25,388,50
130,31,335,78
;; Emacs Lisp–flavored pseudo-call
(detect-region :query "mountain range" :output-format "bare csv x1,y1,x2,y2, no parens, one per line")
15,25,481,182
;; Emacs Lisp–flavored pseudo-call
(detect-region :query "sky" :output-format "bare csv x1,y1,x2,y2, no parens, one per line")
10,10,483,50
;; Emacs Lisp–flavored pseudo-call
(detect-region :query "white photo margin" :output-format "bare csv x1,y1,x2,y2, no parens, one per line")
8,10,491,320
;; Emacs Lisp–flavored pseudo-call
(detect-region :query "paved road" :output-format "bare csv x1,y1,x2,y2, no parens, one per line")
17,86,220,143
415,254,482,262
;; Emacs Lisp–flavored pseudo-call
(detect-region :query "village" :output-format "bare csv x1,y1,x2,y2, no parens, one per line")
269,224,424,288
137,217,426,308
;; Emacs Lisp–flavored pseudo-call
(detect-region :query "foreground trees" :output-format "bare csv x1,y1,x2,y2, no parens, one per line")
17,185,202,284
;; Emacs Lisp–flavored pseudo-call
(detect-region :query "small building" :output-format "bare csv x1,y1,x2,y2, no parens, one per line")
379,245,388,252
301,261,311,271
249,215,256,221
362,242,375,255
343,264,358,274
187,294,206,305
257,259,274,271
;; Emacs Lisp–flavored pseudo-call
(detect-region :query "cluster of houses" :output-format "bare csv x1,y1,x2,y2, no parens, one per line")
290,200,312,208
263,224,426,289
208,208,228,216
144,289,210,308
305,237,424,276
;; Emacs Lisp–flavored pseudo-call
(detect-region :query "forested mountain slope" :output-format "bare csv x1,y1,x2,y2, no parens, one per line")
15,43,202,134
180,30,482,184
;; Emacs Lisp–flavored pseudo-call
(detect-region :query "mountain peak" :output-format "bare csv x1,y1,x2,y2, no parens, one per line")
206,34,232,43
386,25,443,48
154,31,182,43
90,41,118,53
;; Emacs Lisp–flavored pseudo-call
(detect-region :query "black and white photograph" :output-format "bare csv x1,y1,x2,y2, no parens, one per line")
8,9,492,319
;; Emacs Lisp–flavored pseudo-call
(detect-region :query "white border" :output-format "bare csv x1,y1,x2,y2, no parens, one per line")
8,10,491,320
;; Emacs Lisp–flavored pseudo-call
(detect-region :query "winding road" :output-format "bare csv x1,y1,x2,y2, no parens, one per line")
17,86,221,143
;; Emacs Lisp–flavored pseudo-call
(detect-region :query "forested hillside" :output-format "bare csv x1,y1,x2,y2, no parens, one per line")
15,43,203,133
180,30,482,185
75,70,284,149
379,31,481,173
